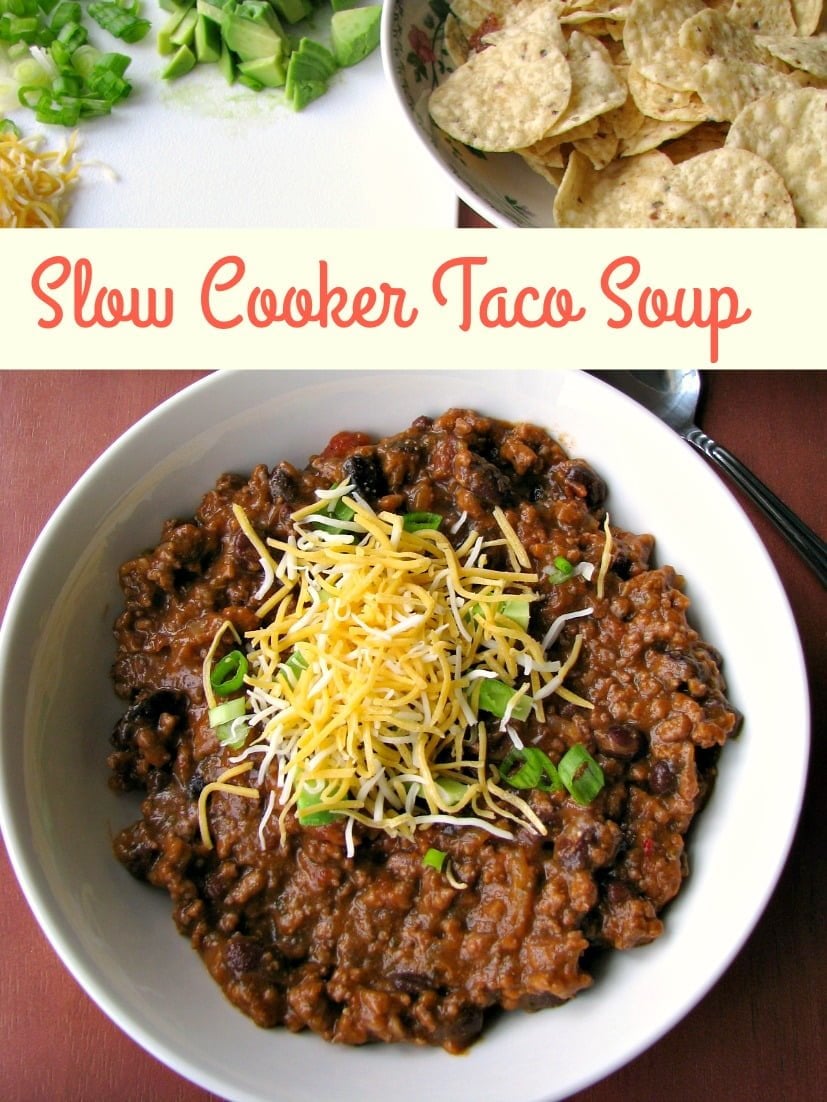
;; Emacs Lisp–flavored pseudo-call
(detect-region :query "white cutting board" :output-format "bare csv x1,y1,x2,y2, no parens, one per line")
3,7,457,228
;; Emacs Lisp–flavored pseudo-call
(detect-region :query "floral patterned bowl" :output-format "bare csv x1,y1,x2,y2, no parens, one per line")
381,1,558,227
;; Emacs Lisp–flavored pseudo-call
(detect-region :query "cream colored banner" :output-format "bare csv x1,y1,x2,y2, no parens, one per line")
2,229,824,371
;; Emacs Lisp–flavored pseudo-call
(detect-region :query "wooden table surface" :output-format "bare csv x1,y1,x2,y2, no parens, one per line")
0,370,824,1102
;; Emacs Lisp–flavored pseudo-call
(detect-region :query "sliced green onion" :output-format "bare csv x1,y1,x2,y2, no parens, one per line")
0,118,22,137
88,1,151,43
558,744,605,805
497,598,530,630
465,597,530,631
279,648,307,685
478,678,532,722
210,648,248,695
546,555,577,585
297,780,336,826
435,778,466,806
423,847,446,872
498,747,561,792
402,512,442,533
207,695,247,728
214,717,250,749
308,486,355,528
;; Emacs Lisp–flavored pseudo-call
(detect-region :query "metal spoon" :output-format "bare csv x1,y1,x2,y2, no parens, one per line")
593,369,827,587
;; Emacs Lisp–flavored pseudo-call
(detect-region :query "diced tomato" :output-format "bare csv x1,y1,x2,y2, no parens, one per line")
321,431,373,458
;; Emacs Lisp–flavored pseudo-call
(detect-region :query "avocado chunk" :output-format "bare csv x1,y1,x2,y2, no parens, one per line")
272,0,312,22
195,12,222,62
330,5,380,68
238,53,286,86
223,6,286,62
161,42,197,79
284,36,337,107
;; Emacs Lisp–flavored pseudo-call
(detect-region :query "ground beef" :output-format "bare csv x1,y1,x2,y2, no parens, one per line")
107,409,740,1053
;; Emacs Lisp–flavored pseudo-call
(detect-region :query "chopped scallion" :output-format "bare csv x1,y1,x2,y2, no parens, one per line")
207,696,247,728
498,747,561,792
279,648,308,685
214,716,250,749
423,847,446,872
478,678,532,722
210,648,248,695
402,512,442,533
558,744,605,805
297,780,336,826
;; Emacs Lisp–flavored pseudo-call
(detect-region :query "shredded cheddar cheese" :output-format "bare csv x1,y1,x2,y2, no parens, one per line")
197,761,260,850
0,126,80,228
219,489,594,854
596,513,613,600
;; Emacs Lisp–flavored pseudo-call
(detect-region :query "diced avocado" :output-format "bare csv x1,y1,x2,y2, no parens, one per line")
157,0,194,13
330,4,380,68
170,6,198,46
289,76,327,110
295,36,337,77
196,0,235,25
218,37,236,83
271,0,312,22
330,0,356,10
234,0,282,28
195,13,222,62
157,6,191,54
161,42,197,79
223,9,286,61
238,52,286,86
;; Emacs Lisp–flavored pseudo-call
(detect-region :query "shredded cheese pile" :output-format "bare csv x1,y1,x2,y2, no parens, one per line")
215,488,597,856
0,126,80,227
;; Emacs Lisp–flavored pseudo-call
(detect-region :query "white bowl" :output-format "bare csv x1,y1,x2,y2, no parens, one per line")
0,369,809,1102
381,1,559,227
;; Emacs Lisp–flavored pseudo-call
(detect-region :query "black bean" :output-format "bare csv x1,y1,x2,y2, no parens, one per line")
343,454,385,500
389,971,432,994
187,772,206,800
612,554,633,580
269,463,298,504
454,450,511,505
564,463,607,509
111,691,182,750
596,724,641,758
605,880,631,905
649,760,676,795
224,936,265,977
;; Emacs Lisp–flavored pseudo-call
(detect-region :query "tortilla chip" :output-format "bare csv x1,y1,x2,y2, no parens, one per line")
669,146,797,225
791,0,824,36
660,120,729,161
620,115,698,155
628,65,709,121
725,86,827,225
757,33,827,78
429,23,572,151
727,0,797,37
680,9,800,120
545,29,628,136
444,15,472,68
623,0,706,89
553,147,712,225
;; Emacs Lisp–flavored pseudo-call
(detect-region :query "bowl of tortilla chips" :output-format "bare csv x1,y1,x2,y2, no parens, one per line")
381,0,827,227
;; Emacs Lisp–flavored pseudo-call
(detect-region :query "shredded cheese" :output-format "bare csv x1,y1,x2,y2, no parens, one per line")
0,126,80,227
201,619,241,711
221,491,594,853
197,762,260,850
596,513,613,599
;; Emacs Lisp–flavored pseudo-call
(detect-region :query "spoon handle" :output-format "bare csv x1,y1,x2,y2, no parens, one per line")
683,426,827,587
